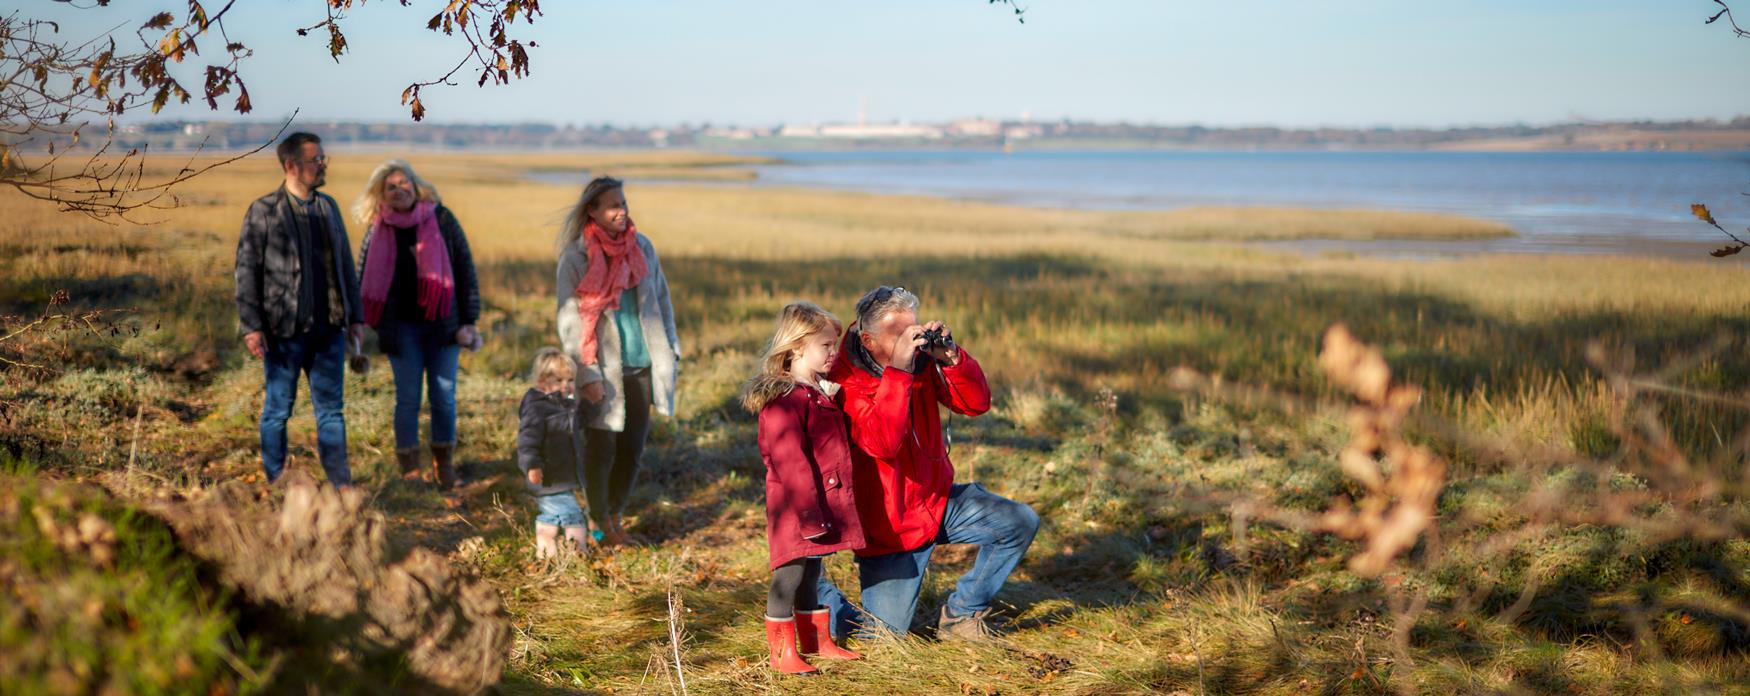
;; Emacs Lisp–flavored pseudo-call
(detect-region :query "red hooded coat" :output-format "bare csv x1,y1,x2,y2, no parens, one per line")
827,329,991,556
757,382,866,569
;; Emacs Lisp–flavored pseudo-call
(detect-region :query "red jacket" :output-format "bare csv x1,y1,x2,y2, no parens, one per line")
828,330,991,556
757,382,866,569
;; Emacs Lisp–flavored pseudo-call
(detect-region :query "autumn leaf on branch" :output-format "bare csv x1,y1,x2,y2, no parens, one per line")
1694,202,1750,258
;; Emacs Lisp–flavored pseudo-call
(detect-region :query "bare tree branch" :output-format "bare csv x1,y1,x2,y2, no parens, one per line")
3,1,1017,217
1708,0,1749,38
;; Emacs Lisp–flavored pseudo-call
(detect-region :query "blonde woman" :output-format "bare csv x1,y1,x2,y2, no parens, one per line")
355,160,481,488
741,301,864,675
555,176,680,546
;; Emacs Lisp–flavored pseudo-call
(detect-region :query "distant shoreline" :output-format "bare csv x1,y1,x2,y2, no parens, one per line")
23,133,1750,157
17,116,1748,155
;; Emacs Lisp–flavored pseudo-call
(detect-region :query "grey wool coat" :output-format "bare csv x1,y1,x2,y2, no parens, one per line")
555,232,680,432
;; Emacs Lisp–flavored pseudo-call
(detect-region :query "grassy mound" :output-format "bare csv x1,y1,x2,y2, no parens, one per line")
0,463,267,695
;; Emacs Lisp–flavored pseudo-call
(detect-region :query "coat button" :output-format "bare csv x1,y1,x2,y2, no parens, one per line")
827,477,836,486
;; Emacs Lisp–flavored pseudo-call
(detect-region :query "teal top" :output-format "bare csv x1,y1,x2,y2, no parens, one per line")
613,287,651,369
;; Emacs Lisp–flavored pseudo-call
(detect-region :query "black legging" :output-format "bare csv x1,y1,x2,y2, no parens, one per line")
583,367,652,527
767,557,822,619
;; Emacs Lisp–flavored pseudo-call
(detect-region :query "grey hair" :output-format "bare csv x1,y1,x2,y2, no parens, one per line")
847,286,920,376
855,286,919,331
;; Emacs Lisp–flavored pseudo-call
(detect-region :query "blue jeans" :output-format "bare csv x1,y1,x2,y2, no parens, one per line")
534,491,586,527
260,327,352,486
816,482,1040,639
385,322,460,451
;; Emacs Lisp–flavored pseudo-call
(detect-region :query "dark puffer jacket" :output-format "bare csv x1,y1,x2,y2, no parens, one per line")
516,388,586,497
356,204,481,355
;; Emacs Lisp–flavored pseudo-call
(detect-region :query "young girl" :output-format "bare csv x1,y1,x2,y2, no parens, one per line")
517,347,590,559
555,176,681,547
741,302,865,675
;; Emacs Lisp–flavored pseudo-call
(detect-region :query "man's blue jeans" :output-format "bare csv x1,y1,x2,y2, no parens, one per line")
816,482,1040,639
385,322,460,451
260,327,352,486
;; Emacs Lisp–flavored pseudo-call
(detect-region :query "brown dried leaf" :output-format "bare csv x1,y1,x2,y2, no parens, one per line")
1339,448,1384,491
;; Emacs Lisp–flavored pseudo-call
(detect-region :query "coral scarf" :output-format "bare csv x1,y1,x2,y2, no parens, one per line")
572,219,648,366
360,201,454,326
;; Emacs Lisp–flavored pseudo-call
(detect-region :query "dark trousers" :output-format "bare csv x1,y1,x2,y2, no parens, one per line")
583,367,652,526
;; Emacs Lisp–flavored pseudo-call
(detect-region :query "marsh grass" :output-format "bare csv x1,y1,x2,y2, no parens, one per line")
5,151,1750,693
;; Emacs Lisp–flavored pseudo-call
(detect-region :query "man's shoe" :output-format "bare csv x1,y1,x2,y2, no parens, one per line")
937,605,997,642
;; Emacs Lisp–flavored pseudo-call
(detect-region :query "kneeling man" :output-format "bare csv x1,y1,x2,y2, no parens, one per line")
818,286,1040,641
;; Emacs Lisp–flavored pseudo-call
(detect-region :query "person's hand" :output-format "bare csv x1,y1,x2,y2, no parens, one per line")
349,323,367,347
886,325,928,373
527,469,543,486
580,380,606,403
456,324,479,350
921,320,960,366
243,331,266,360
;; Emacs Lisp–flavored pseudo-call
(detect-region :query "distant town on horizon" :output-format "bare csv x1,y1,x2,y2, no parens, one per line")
47,114,1750,153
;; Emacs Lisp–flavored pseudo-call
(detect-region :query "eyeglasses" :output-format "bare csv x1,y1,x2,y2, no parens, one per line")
298,155,328,166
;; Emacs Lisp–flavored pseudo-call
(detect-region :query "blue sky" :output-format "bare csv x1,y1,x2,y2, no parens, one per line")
35,0,1750,127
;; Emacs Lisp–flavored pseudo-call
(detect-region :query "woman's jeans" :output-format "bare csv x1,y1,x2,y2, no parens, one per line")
385,322,460,451
583,367,652,526
260,326,351,486
814,482,1040,639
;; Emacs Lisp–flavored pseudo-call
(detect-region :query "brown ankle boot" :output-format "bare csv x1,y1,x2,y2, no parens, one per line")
796,609,860,660
765,617,818,675
395,449,421,479
431,444,459,490
602,513,630,546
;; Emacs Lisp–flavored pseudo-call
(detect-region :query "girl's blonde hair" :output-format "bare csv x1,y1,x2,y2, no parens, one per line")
531,347,576,387
556,175,624,253
740,302,842,414
352,159,443,227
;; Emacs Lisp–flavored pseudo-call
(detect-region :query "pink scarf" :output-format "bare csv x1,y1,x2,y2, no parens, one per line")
573,219,648,366
360,201,454,326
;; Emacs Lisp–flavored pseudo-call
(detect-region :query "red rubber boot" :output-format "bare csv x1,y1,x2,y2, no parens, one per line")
766,617,819,675
796,609,861,660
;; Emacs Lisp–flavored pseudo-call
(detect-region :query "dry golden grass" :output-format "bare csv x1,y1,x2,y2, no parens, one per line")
8,150,1750,694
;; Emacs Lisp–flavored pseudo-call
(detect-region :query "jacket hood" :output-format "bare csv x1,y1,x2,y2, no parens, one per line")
740,374,796,414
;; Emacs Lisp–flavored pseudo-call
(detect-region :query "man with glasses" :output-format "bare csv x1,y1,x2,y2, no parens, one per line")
815,286,1040,643
234,132,365,487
